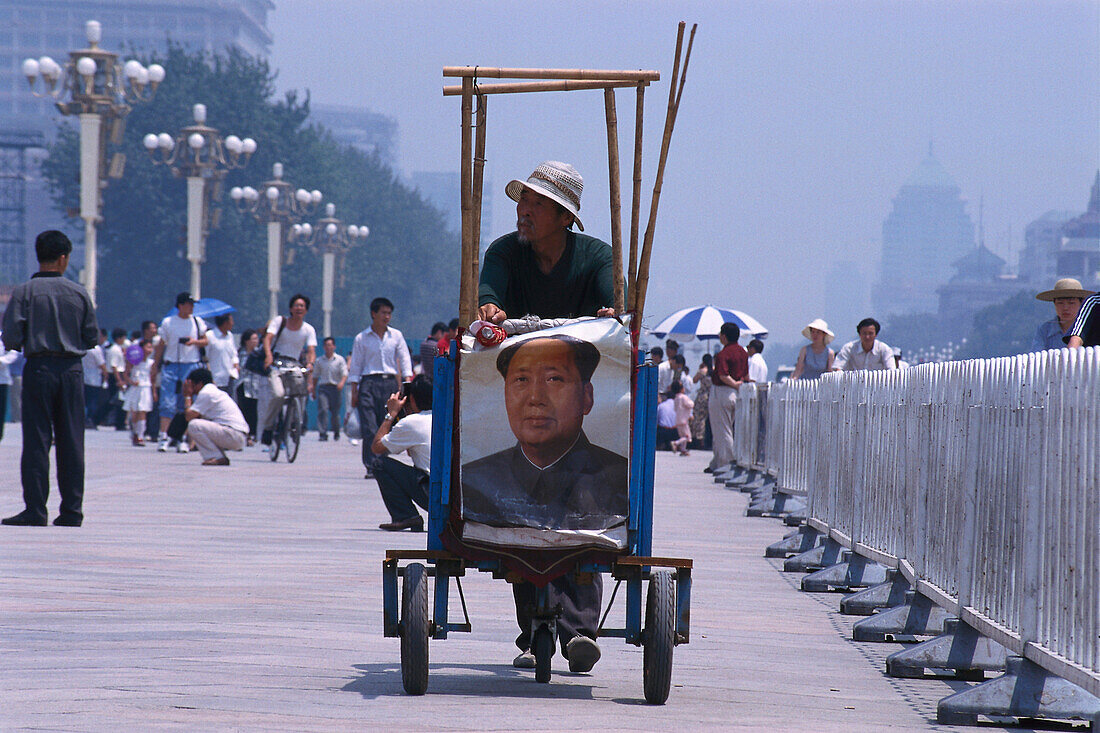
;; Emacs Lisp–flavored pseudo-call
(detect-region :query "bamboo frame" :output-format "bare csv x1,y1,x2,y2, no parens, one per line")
447,26,694,332
604,88,624,314
443,79,650,96
633,22,696,323
444,66,659,81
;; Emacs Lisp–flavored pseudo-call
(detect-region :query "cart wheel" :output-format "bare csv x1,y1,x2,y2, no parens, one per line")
400,562,429,695
284,399,301,463
533,625,553,684
643,569,675,704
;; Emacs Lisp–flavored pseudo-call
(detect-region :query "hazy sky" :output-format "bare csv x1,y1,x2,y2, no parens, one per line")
268,1,1099,342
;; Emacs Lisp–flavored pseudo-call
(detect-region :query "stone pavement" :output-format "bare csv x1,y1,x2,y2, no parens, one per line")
0,430,980,731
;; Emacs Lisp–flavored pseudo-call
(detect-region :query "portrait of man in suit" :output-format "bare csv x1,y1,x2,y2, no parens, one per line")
461,334,628,531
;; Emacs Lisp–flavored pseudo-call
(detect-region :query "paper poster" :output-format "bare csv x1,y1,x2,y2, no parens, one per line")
458,318,632,550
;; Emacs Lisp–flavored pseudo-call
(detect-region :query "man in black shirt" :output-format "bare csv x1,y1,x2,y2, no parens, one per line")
1,230,98,526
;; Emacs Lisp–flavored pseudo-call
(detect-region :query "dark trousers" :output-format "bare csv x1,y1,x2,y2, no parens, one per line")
375,455,428,522
83,383,104,425
316,383,341,438
21,356,85,523
95,380,124,428
358,375,398,470
514,575,602,656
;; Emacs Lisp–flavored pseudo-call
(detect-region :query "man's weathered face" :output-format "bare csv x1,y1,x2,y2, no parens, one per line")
1054,297,1084,326
858,325,878,351
503,339,593,460
372,306,392,330
516,188,572,245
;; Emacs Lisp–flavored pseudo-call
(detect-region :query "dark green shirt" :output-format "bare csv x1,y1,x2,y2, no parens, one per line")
477,231,614,319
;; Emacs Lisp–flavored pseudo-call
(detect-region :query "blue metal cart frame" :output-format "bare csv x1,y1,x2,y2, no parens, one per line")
382,350,693,703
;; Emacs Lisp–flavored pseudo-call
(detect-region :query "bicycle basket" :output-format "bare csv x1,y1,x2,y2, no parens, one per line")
280,367,309,397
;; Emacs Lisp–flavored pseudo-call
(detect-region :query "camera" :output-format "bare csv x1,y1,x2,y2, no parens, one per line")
178,337,190,344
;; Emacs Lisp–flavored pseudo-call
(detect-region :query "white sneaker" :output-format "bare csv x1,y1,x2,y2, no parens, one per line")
349,438,361,446
177,443,190,454
158,439,170,452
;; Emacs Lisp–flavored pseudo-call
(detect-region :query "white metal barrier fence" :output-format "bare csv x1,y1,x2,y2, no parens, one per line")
740,347,1099,696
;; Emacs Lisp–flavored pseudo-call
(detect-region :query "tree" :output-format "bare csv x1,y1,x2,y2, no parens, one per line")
955,290,1049,359
42,45,458,338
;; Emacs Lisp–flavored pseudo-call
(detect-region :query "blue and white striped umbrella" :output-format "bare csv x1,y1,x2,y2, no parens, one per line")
649,305,768,341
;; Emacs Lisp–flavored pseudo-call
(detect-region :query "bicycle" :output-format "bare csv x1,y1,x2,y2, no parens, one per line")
269,358,308,463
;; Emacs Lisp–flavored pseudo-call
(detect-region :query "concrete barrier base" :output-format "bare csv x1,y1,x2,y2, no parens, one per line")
937,656,1100,727
839,573,910,615
801,555,890,592
783,538,847,573
851,592,952,642
765,526,822,558
886,619,1007,680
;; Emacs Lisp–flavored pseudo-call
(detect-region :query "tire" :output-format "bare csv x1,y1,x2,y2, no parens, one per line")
533,625,554,684
643,569,675,704
284,399,301,463
400,562,429,695
269,409,282,462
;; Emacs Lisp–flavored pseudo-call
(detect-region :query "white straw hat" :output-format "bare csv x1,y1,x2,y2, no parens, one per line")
1036,277,1094,302
506,161,584,231
801,318,835,344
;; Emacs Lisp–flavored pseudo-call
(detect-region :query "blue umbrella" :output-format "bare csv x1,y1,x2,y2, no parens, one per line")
165,298,236,320
649,305,768,341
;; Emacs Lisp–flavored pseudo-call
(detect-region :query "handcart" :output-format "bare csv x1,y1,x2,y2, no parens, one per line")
382,320,693,704
382,29,697,704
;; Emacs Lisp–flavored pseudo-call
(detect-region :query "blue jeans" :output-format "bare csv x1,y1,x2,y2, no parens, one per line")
158,362,202,419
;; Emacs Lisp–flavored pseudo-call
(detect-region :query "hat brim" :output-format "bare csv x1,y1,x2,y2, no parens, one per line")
1036,288,1094,301
505,179,584,231
801,325,835,344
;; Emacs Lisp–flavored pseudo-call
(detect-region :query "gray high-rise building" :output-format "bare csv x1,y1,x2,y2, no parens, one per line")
873,148,976,316
0,0,272,287
1019,210,1077,286
309,104,399,172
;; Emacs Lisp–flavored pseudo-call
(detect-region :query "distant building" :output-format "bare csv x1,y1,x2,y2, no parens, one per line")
873,147,976,316
936,244,1025,335
1018,210,1078,286
309,104,399,171
0,0,273,287
1056,172,1100,290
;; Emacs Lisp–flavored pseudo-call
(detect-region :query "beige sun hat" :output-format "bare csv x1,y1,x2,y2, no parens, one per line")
506,161,584,231
801,318,835,344
1036,277,1094,302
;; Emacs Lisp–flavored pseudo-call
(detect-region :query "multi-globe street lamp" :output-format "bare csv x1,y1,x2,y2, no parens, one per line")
22,19,165,305
143,104,255,299
289,203,368,337
230,163,323,320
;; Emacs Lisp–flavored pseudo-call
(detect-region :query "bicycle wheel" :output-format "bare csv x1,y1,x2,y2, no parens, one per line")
284,398,302,463
269,406,282,462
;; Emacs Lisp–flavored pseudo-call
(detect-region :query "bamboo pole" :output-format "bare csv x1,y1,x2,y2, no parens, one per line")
459,77,475,325
443,79,651,96
470,93,488,319
444,66,659,81
634,22,696,325
628,82,645,307
604,88,624,314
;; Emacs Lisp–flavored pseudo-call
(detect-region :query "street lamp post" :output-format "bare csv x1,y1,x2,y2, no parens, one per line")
230,163,323,320
289,203,368,337
22,19,165,305
143,104,255,299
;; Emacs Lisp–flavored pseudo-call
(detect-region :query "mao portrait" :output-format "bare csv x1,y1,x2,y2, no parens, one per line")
461,334,629,532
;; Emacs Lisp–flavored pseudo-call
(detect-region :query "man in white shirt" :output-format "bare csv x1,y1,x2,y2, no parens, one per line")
259,293,317,448
183,367,248,466
370,375,432,530
832,317,896,372
348,297,413,478
152,292,208,450
746,339,768,383
656,339,679,395
312,336,348,441
99,328,128,429
206,314,239,394
81,329,108,428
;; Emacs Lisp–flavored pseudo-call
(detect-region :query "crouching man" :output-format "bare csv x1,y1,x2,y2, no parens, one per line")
183,368,248,466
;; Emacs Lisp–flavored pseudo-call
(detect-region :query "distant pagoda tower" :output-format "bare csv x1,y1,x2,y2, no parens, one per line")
873,144,976,316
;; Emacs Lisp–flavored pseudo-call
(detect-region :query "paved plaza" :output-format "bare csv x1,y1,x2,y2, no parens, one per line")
1,429,978,731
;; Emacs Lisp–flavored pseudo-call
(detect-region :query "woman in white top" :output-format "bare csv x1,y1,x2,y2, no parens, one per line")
123,339,156,446
258,293,318,446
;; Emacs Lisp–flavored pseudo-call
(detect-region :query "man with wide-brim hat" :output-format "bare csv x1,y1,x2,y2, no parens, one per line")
476,161,616,325
1030,278,1094,352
